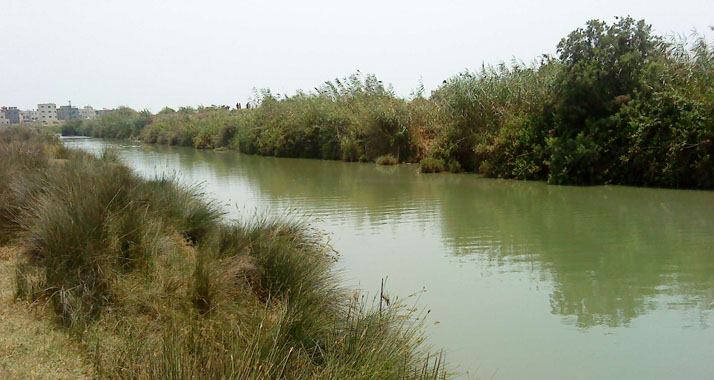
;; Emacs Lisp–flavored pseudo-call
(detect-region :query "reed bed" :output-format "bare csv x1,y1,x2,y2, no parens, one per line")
63,18,714,189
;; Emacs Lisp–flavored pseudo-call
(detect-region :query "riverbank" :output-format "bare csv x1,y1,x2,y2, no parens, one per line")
62,17,714,189
0,126,447,380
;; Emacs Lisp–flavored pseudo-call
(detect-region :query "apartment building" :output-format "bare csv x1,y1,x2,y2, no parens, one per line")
1,106,20,124
38,103,58,124
58,105,80,121
20,110,40,123
0,112,8,125
79,106,96,120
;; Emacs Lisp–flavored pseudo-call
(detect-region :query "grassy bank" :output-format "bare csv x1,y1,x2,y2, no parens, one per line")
0,126,447,379
0,246,95,380
63,17,714,189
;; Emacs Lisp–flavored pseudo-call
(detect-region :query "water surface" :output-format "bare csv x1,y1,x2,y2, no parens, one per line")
65,138,714,379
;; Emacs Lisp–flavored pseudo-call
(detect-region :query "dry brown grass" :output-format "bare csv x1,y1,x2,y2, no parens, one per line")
0,245,94,380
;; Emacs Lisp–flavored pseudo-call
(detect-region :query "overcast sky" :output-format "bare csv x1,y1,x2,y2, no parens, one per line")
1,0,712,112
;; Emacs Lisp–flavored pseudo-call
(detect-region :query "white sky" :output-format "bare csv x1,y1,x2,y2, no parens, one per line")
1,0,712,112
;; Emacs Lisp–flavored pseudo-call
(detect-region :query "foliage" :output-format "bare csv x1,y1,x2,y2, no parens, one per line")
547,17,664,184
447,159,462,173
63,18,714,189
431,59,557,173
61,119,83,136
62,108,152,140
419,157,445,173
376,154,399,165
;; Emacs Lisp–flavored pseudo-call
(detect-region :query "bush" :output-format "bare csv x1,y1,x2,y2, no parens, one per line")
548,17,663,185
61,120,83,136
447,159,462,173
419,157,445,173
375,154,398,165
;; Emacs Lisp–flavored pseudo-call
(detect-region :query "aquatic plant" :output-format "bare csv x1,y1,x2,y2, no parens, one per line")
376,154,399,165
420,157,445,173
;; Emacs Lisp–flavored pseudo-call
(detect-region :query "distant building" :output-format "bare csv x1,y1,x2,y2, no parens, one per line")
95,108,113,117
1,107,20,124
0,112,8,125
58,104,80,121
79,106,96,120
38,103,58,124
20,110,40,124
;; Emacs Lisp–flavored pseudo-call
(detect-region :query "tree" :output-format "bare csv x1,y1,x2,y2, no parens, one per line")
548,17,663,184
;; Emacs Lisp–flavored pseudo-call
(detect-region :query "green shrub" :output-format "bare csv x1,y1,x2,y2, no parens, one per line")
548,17,663,185
375,154,398,165
447,159,462,173
419,157,445,173
140,177,222,243
61,120,83,136
340,137,361,162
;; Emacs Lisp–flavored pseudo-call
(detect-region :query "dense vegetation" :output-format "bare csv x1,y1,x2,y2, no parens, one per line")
63,18,714,189
0,126,447,379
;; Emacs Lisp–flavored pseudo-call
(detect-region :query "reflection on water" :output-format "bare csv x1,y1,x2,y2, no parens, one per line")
66,138,714,379
437,181,714,329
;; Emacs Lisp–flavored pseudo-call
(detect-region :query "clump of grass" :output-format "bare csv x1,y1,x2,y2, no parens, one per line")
420,157,445,173
19,157,159,328
7,138,222,329
376,154,399,165
0,127,56,242
141,177,223,243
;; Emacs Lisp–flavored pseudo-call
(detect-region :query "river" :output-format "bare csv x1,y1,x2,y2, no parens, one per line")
64,137,714,379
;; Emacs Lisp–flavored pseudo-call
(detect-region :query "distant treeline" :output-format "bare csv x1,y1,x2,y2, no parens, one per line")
63,17,714,189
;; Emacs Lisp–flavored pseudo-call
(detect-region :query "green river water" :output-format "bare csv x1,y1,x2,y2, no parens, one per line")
65,137,714,379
